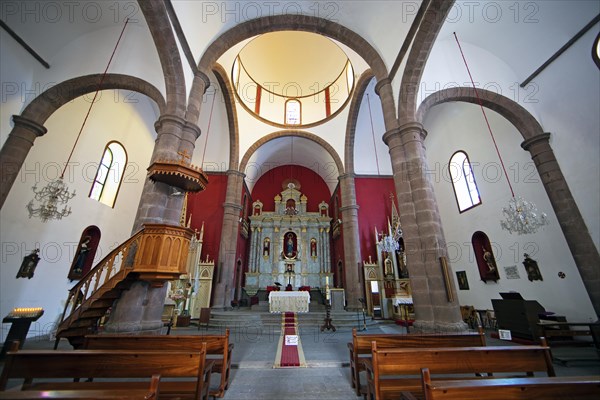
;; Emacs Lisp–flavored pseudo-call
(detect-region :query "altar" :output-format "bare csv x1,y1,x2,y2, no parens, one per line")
268,291,310,313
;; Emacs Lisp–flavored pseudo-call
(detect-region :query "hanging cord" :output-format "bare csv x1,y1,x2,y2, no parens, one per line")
201,88,217,165
366,93,381,175
60,18,130,179
289,136,294,180
453,32,514,197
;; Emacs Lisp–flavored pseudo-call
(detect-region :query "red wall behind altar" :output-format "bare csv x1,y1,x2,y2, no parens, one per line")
250,165,331,212
186,172,228,268
355,176,397,263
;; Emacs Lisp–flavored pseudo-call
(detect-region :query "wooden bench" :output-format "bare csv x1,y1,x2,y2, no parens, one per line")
0,345,211,400
83,329,233,398
347,327,486,395
0,375,159,399
364,341,555,400
401,368,600,400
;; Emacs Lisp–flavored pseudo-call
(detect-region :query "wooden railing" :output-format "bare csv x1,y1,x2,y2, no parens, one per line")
57,229,145,331
55,224,194,339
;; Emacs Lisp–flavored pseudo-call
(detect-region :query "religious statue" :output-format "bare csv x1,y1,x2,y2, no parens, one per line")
263,238,270,257
73,236,92,275
482,246,497,272
523,253,543,281
310,238,317,258
285,233,295,257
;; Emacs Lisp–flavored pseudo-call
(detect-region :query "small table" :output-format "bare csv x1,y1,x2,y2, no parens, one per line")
268,291,310,313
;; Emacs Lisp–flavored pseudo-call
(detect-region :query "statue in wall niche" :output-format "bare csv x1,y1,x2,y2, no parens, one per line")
310,238,317,258
263,238,270,257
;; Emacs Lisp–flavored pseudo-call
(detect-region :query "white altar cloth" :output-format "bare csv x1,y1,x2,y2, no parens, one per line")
268,291,310,313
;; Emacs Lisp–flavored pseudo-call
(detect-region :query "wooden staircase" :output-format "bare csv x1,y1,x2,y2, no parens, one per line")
55,224,194,347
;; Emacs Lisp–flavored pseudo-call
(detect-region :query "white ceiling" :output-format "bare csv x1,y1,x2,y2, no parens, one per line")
3,0,598,194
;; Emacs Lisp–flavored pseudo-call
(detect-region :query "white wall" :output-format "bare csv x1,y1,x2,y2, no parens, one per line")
423,102,596,322
0,90,156,341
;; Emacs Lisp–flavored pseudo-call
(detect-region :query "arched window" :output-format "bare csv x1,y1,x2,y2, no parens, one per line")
89,141,127,207
449,151,481,212
285,99,301,125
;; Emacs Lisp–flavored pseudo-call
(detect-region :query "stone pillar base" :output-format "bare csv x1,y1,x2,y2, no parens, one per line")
412,320,469,333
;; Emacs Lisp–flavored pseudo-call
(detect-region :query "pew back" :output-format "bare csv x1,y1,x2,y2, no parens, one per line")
0,348,209,400
348,327,486,395
419,368,600,400
83,330,232,398
367,343,555,400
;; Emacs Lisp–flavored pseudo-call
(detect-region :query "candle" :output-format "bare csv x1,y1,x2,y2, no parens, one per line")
326,276,329,286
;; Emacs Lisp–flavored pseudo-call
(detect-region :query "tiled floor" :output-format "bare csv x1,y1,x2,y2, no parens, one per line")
5,317,600,399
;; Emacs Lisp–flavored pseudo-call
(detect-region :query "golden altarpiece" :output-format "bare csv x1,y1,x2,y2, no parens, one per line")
363,197,413,320
245,181,333,295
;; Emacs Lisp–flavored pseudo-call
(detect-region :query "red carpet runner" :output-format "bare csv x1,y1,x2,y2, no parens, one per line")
273,312,306,368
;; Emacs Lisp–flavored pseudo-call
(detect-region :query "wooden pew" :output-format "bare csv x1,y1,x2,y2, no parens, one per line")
83,329,233,398
347,327,486,395
364,341,555,400
403,368,600,400
0,347,211,400
0,374,159,399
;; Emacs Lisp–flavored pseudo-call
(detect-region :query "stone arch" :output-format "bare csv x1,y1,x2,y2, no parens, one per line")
399,0,455,122
416,87,544,140
239,130,344,179
211,65,240,171
138,0,186,118
417,86,600,318
187,14,390,124
0,74,166,209
344,70,375,174
21,74,166,124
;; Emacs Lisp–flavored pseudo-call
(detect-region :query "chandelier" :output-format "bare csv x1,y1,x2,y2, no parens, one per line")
26,177,76,222
500,196,548,235
26,19,129,222
378,222,402,253
454,33,549,235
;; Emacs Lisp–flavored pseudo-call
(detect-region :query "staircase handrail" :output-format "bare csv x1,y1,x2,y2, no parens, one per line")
56,228,145,330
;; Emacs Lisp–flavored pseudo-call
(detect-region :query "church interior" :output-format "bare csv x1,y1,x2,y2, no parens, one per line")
1,0,599,397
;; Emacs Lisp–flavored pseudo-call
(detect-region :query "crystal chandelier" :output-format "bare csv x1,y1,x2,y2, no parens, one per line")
500,196,548,235
26,177,76,222
379,233,400,253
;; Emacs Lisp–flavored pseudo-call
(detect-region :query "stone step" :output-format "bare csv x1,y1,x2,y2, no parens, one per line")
204,309,378,330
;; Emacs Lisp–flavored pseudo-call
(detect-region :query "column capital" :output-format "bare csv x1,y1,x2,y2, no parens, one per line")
226,169,246,179
374,78,392,96
154,114,186,131
521,132,551,152
222,202,243,211
338,172,356,181
194,70,211,93
12,115,47,137
182,121,202,140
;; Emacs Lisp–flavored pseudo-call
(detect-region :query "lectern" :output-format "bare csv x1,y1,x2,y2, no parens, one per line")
1,307,44,359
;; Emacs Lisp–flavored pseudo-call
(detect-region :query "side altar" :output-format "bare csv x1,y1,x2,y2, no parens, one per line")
244,181,333,295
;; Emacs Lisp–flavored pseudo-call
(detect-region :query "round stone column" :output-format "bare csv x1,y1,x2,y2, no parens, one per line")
384,122,465,332
0,115,47,209
338,173,362,310
522,133,600,318
212,169,245,310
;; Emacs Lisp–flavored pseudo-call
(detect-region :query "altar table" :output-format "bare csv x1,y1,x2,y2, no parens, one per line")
268,291,310,313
